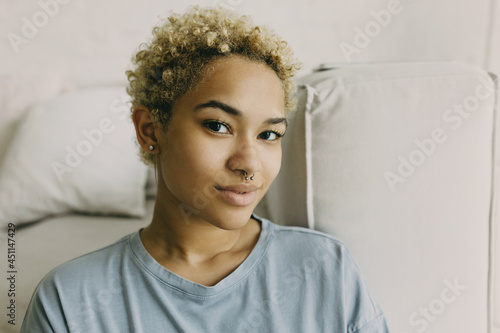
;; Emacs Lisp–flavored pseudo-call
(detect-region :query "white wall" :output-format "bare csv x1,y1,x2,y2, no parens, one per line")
2,0,497,152
1,0,499,330
1,0,496,83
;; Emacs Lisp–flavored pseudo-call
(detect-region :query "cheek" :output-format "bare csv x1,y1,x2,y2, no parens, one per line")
262,145,282,186
163,131,225,187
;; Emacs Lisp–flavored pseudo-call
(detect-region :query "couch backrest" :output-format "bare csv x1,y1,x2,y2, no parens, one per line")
258,62,497,332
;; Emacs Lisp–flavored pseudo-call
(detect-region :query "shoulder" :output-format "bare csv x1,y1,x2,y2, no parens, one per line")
260,216,351,261
257,215,366,279
272,221,344,245
22,233,137,332
257,217,388,330
37,232,134,292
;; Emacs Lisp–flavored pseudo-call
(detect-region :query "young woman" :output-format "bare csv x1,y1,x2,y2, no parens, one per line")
21,6,389,332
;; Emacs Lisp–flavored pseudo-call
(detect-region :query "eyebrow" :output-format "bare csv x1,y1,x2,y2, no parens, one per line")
194,100,288,127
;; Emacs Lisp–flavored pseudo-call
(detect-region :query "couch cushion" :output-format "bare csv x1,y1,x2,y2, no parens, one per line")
0,86,149,226
265,62,496,332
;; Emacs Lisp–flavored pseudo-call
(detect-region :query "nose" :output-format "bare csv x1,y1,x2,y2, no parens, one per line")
227,142,261,180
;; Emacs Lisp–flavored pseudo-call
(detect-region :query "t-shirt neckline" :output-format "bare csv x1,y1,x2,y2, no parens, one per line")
128,213,272,297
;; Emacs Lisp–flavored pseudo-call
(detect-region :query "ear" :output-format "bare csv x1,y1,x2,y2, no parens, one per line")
132,105,159,153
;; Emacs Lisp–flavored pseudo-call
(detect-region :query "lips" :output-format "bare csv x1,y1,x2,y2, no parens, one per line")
216,184,259,192
215,184,259,206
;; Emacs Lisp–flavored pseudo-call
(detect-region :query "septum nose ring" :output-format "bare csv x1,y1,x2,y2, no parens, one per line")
243,171,255,181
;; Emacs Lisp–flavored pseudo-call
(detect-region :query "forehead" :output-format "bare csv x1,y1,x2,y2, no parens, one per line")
174,55,285,116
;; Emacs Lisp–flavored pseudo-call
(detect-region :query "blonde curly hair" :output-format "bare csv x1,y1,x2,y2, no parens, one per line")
126,5,302,166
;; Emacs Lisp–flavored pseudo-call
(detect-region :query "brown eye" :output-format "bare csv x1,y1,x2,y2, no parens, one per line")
259,131,283,141
204,120,230,134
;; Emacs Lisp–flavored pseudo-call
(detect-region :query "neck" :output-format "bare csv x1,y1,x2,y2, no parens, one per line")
142,203,248,265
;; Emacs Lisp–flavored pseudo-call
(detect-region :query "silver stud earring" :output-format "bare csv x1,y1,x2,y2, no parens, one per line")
148,145,154,151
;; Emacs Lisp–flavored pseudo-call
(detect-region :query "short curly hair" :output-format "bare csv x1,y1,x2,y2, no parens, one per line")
126,5,302,166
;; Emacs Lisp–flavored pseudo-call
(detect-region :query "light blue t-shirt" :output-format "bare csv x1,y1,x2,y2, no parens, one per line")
21,215,389,332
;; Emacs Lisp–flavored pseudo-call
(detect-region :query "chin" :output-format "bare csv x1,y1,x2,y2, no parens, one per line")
209,207,255,231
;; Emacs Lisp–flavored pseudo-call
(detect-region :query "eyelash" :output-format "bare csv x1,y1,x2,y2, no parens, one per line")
203,119,285,141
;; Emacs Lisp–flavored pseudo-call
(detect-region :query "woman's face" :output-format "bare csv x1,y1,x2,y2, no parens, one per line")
155,55,286,230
